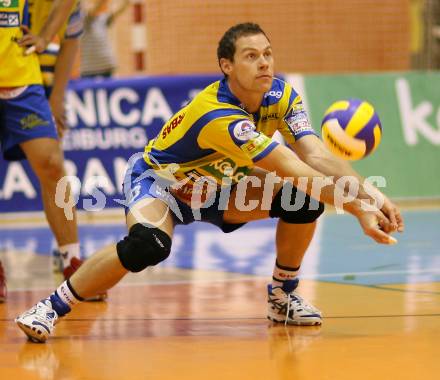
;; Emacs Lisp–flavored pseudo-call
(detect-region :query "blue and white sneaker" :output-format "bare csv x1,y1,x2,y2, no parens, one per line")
15,300,58,343
267,284,322,326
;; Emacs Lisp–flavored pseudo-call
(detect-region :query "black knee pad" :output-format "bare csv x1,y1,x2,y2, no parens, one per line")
269,183,324,224
116,223,172,272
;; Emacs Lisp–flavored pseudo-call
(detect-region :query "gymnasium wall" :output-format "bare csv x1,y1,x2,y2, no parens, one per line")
113,0,411,75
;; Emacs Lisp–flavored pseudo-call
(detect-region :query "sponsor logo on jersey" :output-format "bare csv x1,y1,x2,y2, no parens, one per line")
242,134,268,155
290,103,304,112
283,106,314,136
161,113,185,139
233,120,258,141
0,11,19,26
246,142,255,152
260,112,279,122
264,90,283,99
0,0,19,8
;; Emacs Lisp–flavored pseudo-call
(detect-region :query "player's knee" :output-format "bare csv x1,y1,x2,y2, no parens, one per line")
269,184,324,224
37,151,64,181
116,223,172,273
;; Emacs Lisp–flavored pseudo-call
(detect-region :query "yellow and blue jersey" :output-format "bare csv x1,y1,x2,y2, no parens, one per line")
29,0,83,87
0,0,42,87
144,78,316,202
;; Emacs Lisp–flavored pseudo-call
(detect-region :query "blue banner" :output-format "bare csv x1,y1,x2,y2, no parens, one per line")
0,75,221,212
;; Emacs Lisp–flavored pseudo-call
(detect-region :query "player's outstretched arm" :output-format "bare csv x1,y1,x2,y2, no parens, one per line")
256,144,397,245
292,134,404,234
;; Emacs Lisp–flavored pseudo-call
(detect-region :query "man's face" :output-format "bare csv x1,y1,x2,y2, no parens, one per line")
222,33,274,94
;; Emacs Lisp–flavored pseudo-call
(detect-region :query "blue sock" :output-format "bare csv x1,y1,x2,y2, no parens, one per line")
48,293,71,317
47,280,83,316
281,278,299,293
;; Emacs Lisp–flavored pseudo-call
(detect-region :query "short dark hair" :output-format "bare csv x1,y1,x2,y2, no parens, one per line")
217,23,269,67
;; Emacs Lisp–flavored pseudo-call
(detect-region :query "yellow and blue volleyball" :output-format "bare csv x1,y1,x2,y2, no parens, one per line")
321,99,382,160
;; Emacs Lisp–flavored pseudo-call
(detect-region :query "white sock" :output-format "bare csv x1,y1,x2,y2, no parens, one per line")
58,243,80,267
272,260,300,288
55,280,83,307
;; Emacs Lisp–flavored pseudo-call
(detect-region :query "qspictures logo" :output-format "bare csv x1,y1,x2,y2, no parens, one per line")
20,114,49,130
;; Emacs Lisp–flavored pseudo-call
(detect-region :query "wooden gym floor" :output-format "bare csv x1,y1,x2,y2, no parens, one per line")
0,208,439,380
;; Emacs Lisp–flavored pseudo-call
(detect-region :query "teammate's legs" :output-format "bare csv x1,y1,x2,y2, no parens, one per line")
19,137,88,284
20,138,78,247
2,85,81,275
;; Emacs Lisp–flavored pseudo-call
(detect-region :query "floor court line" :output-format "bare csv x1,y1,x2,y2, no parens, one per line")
3,314,440,323
5,269,440,294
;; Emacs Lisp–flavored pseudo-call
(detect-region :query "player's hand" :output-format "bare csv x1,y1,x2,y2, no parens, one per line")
49,97,68,138
379,196,404,233
356,209,398,245
17,25,49,55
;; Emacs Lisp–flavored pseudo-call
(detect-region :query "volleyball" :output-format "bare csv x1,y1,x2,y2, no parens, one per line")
321,99,382,160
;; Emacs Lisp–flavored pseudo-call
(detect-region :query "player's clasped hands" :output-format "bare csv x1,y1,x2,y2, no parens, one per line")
380,196,405,233
357,196,404,245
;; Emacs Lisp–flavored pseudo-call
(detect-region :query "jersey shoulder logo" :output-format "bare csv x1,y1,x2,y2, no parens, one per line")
233,120,258,141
